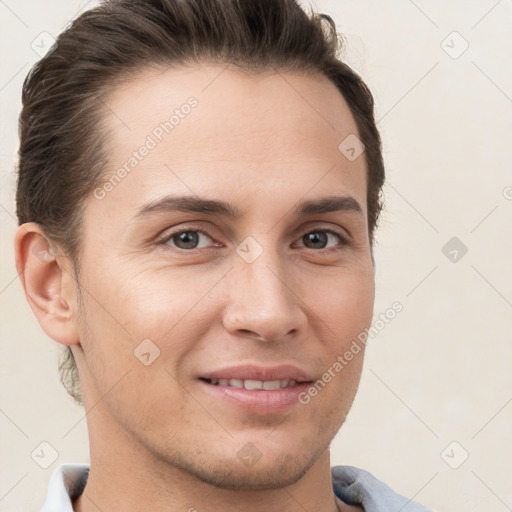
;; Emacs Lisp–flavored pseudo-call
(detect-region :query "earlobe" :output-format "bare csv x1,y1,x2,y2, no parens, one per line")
14,223,80,347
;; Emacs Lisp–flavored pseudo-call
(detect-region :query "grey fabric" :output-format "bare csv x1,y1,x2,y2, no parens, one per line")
332,465,434,511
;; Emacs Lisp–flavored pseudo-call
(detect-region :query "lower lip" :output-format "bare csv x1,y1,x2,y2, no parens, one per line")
199,380,312,414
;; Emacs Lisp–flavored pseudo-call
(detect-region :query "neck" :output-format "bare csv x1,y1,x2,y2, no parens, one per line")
73,410,343,512
70,354,352,512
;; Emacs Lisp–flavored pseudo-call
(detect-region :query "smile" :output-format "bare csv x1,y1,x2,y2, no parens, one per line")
204,378,297,390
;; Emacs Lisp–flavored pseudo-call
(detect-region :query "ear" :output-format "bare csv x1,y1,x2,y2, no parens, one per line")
14,223,80,346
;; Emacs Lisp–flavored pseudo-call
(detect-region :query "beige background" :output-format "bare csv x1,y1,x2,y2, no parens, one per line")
1,1,511,511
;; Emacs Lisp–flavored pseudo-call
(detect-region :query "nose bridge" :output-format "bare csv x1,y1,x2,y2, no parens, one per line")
223,239,304,341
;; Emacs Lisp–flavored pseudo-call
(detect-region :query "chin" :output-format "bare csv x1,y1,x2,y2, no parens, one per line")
167,443,325,491
190,458,314,490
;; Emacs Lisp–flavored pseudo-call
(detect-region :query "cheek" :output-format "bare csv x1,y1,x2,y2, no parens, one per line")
305,267,373,404
118,268,226,341
76,262,224,368
309,267,375,341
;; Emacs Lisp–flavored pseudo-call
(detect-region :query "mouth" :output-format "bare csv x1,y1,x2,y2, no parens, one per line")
197,365,314,414
199,377,300,390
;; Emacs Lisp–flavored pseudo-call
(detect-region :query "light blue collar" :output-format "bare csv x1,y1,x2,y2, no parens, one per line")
332,465,434,511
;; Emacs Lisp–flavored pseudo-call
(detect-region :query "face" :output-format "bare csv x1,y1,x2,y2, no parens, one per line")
71,64,375,489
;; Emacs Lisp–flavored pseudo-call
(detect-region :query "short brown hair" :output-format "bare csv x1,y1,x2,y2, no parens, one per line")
16,0,385,406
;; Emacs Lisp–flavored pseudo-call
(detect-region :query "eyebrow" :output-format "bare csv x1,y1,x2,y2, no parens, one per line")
134,194,363,219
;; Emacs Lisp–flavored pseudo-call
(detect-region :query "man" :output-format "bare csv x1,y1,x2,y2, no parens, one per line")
14,0,433,510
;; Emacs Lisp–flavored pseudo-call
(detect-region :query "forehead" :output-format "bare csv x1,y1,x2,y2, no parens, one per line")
90,64,367,221
105,64,360,148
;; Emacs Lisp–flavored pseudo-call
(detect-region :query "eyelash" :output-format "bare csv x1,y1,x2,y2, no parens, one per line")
156,225,351,253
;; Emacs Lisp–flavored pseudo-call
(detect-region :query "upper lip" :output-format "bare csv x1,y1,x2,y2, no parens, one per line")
200,365,314,382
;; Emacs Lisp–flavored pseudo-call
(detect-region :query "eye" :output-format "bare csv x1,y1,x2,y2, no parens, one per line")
157,226,350,253
295,229,348,251
163,229,215,250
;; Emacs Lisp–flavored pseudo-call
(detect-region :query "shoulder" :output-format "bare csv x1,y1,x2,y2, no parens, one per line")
331,465,435,512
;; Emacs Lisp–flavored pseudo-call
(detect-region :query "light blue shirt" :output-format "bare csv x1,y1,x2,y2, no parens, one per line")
41,463,434,511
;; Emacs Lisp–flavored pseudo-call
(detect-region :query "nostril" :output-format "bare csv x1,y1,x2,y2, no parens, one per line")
238,330,271,342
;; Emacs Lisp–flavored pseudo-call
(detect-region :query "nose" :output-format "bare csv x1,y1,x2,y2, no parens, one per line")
222,249,307,343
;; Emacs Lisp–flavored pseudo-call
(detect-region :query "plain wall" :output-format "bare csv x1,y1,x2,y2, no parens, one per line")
1,1,511,510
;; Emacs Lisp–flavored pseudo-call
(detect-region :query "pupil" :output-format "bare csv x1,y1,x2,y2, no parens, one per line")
305,232,327,249
176,231,198,249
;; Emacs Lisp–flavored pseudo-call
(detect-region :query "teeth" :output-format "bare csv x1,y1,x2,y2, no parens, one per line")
229,379,244,388
243,379,262,390
208,378,297,389
263,380,281,390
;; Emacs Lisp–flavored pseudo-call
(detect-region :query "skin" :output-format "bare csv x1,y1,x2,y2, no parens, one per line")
15,64,374,512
